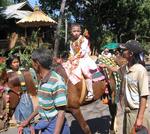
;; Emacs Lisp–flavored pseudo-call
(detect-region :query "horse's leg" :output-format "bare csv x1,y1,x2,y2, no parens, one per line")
69,108,92,134
108,100,117,134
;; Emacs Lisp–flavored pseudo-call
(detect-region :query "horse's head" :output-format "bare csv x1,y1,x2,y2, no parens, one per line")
6,69,38,97
0,68,38,131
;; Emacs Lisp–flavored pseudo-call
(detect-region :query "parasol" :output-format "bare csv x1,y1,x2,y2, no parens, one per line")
102,43,119,50
16,5,57,27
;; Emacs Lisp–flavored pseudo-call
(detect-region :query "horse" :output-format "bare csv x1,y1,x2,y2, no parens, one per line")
54,60,118,134
0,68,38,132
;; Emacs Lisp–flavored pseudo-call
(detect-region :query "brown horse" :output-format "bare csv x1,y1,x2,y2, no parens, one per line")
55,63,117,134
0,69,37,132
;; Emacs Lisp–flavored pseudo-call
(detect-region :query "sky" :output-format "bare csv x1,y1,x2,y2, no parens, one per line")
28,0,40,8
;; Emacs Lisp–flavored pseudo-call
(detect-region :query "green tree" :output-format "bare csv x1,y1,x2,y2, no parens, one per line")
39,0,150,52
12,0,25,4
54,0,67,57
0,0,12,7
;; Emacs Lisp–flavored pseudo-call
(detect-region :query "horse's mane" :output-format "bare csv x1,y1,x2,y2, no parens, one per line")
54,65,67,80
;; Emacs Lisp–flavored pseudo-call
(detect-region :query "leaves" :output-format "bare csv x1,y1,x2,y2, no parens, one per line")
5,0,143,52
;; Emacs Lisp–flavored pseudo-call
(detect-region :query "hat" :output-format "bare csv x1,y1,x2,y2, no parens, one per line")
120,40,143,54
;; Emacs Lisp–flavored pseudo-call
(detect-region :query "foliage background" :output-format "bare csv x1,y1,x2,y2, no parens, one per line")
1,0,150,54
38,0,150,53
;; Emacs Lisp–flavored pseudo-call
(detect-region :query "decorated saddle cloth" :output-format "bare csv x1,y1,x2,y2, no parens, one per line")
62,60,105,85
96,55,121,102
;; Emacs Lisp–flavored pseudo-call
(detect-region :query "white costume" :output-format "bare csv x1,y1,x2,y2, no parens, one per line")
62,35,105,100
69,35,98,79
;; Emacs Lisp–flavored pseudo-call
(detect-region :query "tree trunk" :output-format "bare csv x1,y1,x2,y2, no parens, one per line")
65,17,68,45
8,32,18,50
54,0,67,57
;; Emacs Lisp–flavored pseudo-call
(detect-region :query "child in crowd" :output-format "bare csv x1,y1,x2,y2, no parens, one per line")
20,48,70,134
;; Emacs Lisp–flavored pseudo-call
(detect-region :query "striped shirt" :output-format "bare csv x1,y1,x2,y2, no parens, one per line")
38,71,67,119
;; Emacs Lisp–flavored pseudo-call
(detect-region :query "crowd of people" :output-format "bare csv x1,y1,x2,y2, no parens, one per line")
1,23,150,134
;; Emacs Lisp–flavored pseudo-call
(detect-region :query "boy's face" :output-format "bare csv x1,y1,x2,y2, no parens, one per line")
71,26,81,40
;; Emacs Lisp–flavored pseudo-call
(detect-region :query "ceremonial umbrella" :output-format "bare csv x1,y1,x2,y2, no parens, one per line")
16,5,57,27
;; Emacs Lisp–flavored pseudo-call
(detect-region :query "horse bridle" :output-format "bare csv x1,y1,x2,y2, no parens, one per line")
0,83,24,133
0,86,11,128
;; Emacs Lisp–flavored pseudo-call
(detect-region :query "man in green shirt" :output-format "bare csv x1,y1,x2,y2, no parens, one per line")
21,48,70,134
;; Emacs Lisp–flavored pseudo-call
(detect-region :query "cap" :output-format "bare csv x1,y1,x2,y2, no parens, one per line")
120,40,143,54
